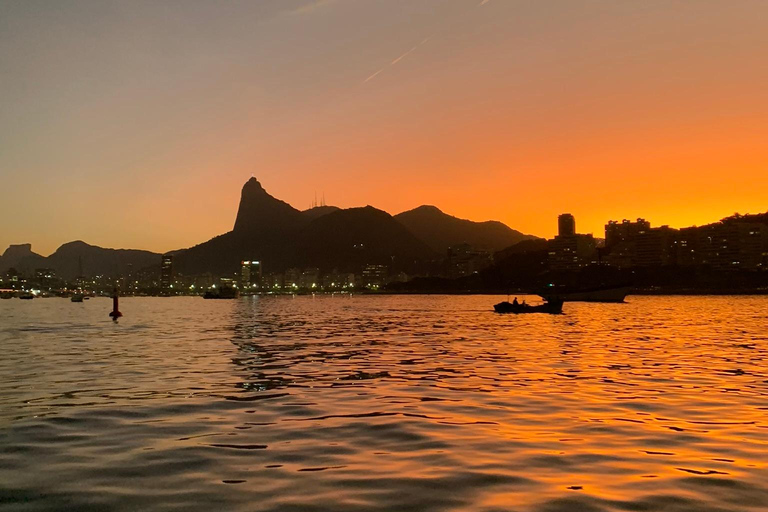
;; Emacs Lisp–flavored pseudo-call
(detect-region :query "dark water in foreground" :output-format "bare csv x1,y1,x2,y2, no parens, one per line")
1,295,767,512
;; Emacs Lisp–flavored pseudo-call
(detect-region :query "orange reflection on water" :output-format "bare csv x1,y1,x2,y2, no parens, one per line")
0,295,766,511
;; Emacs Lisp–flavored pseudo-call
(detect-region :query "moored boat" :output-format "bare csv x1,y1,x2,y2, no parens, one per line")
203,286,240,299
540,285,630,303
18,292,35,300
494,299,563,314
71,293,84,302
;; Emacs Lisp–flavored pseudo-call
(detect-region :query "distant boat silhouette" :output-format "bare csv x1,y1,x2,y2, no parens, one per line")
203,286,239,299
539,284,630,303
18,292,34,300
71,293,84,302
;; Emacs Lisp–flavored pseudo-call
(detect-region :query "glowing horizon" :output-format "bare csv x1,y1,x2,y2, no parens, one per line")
2,0,767,255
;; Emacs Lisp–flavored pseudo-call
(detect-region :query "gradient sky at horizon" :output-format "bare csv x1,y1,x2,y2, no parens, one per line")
1,0,767,255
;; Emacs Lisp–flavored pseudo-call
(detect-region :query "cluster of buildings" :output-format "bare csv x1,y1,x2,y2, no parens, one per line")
548,214,599,271
0,267,55,295
0,255,420,297
548,213,768,271
154,256,407,295
0,266,148,297
446,243,493,279
245,263,359,292
1,245,496,296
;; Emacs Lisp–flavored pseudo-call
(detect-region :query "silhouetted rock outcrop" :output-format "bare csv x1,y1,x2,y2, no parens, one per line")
395,205,538,253
0,244,45,274
175,178,301,275
174,179,439,275
233,177,307,234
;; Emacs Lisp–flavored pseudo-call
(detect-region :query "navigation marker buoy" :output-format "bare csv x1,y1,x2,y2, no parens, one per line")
109,288,123,320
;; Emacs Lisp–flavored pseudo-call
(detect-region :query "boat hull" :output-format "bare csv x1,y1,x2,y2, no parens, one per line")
540,286,630,303
203,289,240,299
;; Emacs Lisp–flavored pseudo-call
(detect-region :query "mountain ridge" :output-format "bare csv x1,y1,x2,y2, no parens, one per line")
394,204,539,254
0,241,161,280
2,178,537,278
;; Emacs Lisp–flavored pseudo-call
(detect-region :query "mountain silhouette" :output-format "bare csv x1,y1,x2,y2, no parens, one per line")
302,205,341,220
293,206,436,271
3,178,536,279
394,205,538,253
0,241,160,280
494,238,550,259
174,178,309,275
45,241,161,280
174,179,438,275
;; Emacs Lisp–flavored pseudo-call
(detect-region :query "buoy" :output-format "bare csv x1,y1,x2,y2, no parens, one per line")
109,287,122,320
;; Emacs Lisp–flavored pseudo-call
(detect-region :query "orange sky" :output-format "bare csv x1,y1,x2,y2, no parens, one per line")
1,0,767,255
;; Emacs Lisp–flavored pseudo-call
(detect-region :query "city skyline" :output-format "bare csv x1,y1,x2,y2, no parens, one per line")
2,174,765,259
3,0,768,255
4,204,765,296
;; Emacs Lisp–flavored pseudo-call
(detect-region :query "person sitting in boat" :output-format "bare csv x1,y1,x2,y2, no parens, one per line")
522,299,527,306
512,297,519,306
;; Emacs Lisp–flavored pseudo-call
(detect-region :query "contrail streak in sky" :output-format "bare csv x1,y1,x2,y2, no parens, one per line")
363,0,489,85
363,37,430,83
363,69,384,83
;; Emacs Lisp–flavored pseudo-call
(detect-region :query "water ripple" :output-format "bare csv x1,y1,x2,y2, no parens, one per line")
1,295,767,511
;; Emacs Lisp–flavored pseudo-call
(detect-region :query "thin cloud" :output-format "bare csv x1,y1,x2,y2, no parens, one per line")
479,0,492,5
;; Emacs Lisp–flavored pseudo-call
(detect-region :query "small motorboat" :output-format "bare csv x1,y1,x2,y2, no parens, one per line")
494,299,563,314
71,293,84,303
18,292,35,300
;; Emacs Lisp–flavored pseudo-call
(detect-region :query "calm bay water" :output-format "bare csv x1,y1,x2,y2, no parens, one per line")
1,295,767,512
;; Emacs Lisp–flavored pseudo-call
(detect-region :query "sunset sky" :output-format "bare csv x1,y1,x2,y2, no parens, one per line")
1,0,767,255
